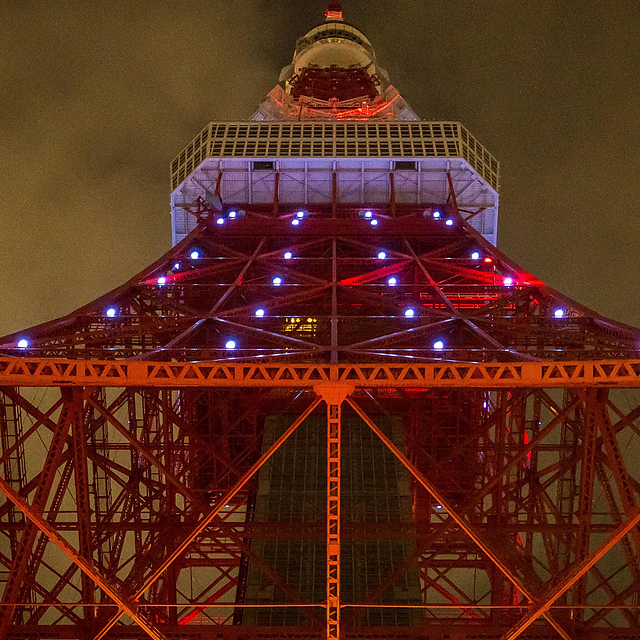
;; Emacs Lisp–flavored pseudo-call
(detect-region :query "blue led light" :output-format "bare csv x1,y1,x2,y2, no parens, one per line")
503,277,514,287
554,308,565,318
388,277,397,287
106,308,117,318
432,210,442,220
364,210,373,219
404,308,416,318
272,276,283,286
173,262,180,270
228,210,237,219
190,250,200,259
225,340,237,350
284,251,293,260
291,218,300,226
433,340,444,351
17,339,28,349
296,210,306,219
445,219,454,227
471,251,481,260
377,251,387,260
157,276,167,286
216,217,225,225
255,308,266,318
370,219,378,226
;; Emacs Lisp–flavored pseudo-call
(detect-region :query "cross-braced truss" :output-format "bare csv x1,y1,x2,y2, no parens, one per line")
0,191,639,640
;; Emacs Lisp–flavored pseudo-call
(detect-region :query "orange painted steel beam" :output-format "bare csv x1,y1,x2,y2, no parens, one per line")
503,506,640,640
347,397,574,640
92,397,322,640
1,358,640,388
0,474,167,640
315,384,353,640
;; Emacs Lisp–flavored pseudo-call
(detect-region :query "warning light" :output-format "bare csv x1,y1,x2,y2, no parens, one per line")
484,257,493,263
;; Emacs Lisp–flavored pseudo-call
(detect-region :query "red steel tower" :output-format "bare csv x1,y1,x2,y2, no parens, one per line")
1,5,640,639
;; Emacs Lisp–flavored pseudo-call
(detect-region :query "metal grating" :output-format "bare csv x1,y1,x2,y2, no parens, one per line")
171,121,499,191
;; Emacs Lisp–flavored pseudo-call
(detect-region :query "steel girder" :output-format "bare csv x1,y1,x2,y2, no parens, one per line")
0,383,638,639
0,197,639,639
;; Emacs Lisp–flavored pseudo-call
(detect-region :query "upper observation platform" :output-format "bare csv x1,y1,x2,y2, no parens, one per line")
170,4,499,248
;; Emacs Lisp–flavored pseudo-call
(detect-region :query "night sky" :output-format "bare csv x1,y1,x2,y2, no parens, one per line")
1,0,639,337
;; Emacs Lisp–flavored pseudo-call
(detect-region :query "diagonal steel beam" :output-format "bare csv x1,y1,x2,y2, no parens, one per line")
347,397,574,640
92,396,322,640
0,472,167,640
502,506,640,640
89,391,322,623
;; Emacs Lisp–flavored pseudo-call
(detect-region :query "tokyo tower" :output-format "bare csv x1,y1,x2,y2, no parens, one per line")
1,4,640,639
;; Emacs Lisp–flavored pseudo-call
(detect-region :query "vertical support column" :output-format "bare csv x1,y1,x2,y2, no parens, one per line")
332,169,338,219
315,385,353,640
574,388,597,620
331,239,338,365
71,387,95,627
273,169,280,217
0,387,75,639
389,171,396,218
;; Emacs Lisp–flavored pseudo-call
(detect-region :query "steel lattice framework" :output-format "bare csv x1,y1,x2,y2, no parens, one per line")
0,188,639,640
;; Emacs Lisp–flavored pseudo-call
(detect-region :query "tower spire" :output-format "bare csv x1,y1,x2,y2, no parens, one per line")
325,1,343,21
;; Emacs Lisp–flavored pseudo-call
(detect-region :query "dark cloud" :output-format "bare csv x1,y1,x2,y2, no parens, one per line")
1,0,639,335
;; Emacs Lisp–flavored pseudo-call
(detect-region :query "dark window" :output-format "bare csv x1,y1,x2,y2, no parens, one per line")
252,161,274,171
394,161,417,171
